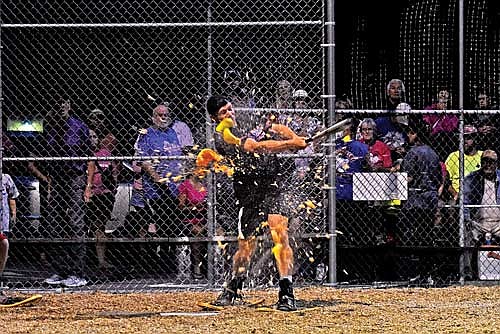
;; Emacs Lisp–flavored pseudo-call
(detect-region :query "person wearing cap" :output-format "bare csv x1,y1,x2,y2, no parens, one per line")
462,149,500,279
292,89,308,109
445,125,483,202
206,95,307,311
463,149,500,244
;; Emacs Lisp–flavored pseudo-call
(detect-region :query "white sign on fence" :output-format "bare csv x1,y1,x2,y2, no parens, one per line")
352,172,408,201
478,250,500,280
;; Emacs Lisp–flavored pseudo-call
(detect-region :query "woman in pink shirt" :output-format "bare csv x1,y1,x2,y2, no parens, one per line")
87,133,118,270
423,89,458,161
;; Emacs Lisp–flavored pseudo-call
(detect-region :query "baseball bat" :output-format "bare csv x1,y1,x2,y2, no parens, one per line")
305,118,351,143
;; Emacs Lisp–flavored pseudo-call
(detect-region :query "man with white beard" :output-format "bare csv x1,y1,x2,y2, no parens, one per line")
135,102,193,237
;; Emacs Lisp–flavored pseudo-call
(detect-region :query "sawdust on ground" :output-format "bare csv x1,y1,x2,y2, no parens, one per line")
3,285,500,334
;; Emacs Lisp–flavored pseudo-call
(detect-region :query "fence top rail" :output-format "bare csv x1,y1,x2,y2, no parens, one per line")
234,107,325,115
234,108,500,115
3,155,191,162
335,109,500,114
0,21,322,29
3,152,325,162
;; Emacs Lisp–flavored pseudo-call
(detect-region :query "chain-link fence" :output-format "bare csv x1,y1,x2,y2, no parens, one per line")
332,0,500,287
0,0,327,291
333,107,500,287
1,0,500,292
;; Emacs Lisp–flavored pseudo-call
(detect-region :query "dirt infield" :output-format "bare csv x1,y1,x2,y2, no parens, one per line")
3,285,500,333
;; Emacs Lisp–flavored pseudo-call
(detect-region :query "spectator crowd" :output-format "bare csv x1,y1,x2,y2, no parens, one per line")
1,74,500,287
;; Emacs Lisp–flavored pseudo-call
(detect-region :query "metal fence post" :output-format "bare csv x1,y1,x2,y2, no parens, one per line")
325,0,337,284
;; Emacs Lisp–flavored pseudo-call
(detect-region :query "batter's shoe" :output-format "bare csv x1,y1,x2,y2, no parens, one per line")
277,278,297,311
213,277,244,306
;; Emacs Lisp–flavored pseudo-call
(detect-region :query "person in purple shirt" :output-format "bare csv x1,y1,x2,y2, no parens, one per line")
29,98,95,288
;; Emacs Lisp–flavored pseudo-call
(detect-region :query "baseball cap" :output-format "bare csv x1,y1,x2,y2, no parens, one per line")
464,125,477,135
482,150,498,160
293,89,308,99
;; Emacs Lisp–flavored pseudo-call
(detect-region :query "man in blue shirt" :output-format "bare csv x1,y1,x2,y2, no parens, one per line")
135,103,193,237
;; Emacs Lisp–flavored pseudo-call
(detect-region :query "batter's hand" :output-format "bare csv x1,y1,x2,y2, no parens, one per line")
290,134,307,150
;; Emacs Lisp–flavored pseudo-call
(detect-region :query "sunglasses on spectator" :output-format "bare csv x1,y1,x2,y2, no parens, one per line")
361,127,373,132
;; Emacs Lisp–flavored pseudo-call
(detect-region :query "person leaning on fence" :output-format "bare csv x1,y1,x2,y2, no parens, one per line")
31,97,95,288
135,102,194,237
206,95,307,311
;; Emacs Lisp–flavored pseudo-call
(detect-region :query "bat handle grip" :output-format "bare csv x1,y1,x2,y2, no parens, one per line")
305,137,313,143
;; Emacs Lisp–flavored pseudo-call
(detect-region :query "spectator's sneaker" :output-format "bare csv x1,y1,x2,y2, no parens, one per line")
277,278,297,311
62,276,87,288
213,277,244,306
44,274,64,285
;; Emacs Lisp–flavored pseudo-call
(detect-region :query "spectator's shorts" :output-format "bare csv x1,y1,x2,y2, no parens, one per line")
0,233,7,241
233,177,288,239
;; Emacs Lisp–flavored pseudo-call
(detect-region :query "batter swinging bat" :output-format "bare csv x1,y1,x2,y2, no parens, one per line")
305,118,352,143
